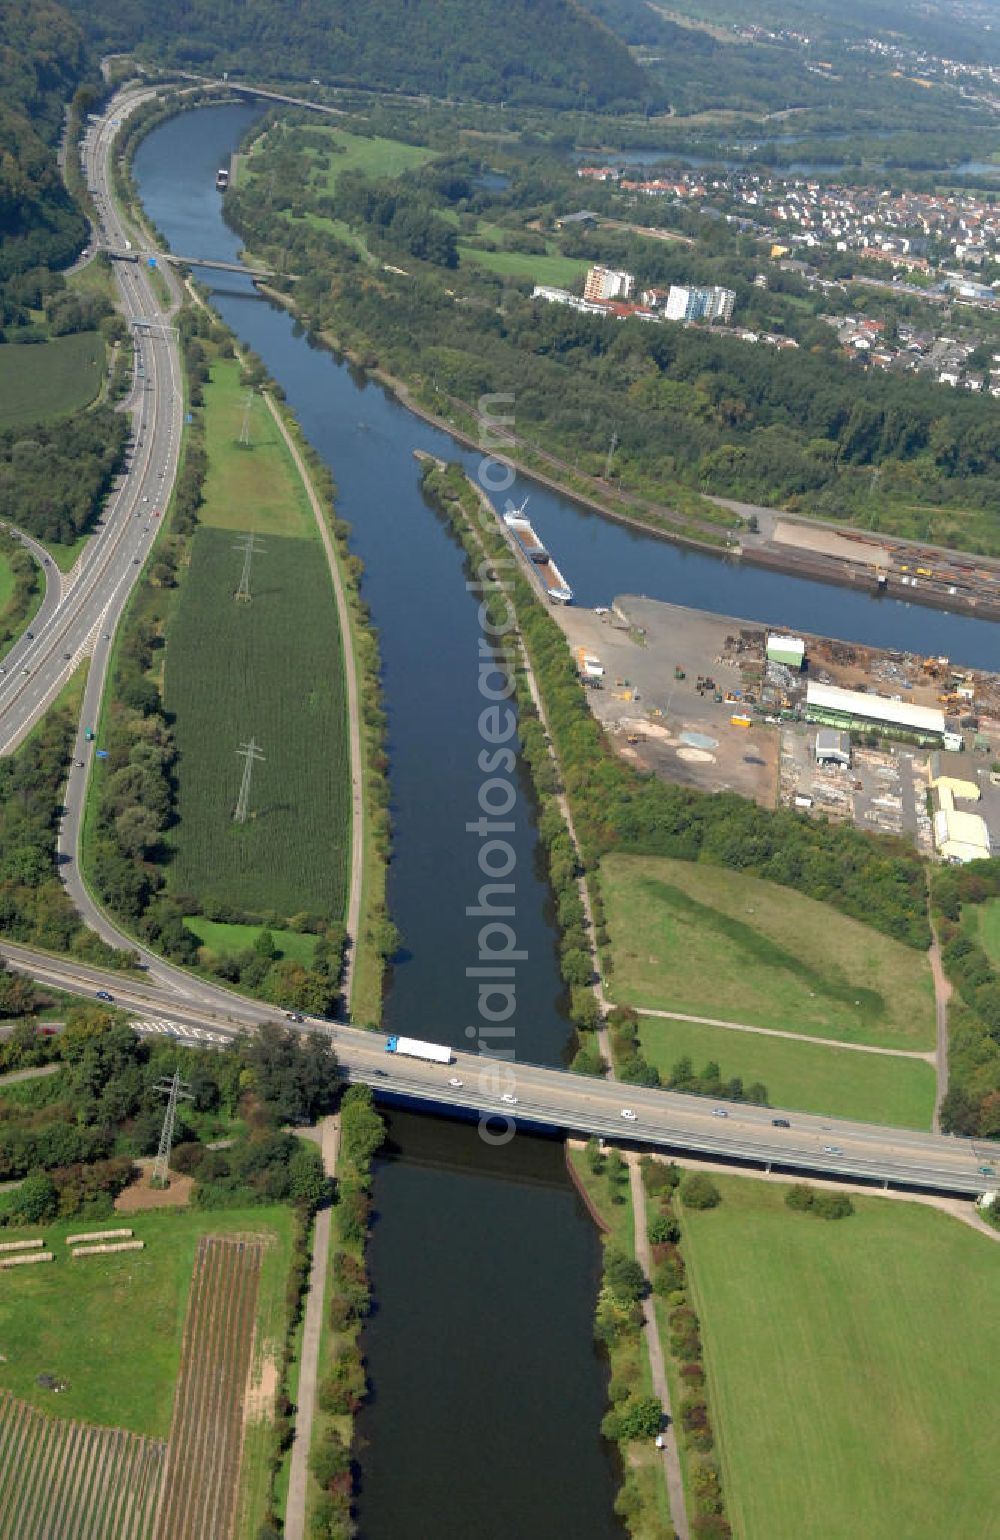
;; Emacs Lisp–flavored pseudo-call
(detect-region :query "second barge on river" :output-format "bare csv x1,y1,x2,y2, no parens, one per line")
503,502,574,603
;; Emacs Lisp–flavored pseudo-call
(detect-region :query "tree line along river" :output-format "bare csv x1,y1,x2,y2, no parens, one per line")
133,102,999,1539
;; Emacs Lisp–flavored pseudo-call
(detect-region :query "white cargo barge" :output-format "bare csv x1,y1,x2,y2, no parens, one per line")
503,502,574,604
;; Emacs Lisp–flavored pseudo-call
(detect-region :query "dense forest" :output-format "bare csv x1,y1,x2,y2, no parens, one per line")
0,703,130,967
0,408,128,544
0,0,87,284
67,0,648,109
931,863,1000,1139
0,1014,336,1222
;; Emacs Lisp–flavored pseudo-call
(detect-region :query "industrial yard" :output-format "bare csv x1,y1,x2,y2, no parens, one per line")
552,596,1000,857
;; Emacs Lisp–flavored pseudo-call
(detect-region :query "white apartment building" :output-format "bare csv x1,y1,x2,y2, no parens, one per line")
583,265,635,303
665,284,736,323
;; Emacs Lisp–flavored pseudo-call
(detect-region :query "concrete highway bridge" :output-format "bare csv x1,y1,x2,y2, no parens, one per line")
106,248,285,280
4,943,997,1202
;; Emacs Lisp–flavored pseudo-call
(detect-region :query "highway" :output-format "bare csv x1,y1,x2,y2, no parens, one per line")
0,86,180,758
2,940,996,1199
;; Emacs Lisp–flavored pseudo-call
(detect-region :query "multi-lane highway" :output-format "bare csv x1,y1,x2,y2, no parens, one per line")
2,940,996,1199
0,87,180,759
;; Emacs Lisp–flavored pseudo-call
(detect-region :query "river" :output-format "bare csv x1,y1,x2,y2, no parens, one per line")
133,101,998,1538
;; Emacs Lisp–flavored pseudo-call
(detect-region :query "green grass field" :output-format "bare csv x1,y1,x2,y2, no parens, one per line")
184,915,318,964
682,1177,1000,1539
458,242,590,286
0,1207,293,1438
164,526,349,919
637,1014,936,1129
200,361,314,538
0,332,106,428
302,129,435,190
971,896,1000,966
602,854,935,1049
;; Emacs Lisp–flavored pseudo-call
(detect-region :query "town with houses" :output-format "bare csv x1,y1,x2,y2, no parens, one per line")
568,160,1000,389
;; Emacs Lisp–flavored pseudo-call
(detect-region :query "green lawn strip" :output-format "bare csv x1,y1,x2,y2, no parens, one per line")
0,1206,292,1439
273,1302,307,1521
602,852,935,1050
568,1149,672,1539
183,916,318,966
0,551,16,617
15,661,89,760
234,1205,298,1538
199,358,315,539
681,1176,1000,1540
638,1013,935,1129
458,243,590,286
0,333,107,429
164,524,348,920
970,896,1000,966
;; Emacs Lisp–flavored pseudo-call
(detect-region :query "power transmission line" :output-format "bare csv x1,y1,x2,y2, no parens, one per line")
234,532,265,603
152,1071,193,1188
234,737,265,823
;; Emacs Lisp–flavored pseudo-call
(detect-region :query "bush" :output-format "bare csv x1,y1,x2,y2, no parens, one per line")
605,1394,663,1442
648,1212,680,1246
812,1190,855,1220
642,1159,681,1196
605,1249,646,1304
680,1174,721,1210
785,1183,854,1219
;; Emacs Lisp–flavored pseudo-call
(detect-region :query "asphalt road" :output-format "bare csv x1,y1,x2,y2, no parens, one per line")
3,940,996,1199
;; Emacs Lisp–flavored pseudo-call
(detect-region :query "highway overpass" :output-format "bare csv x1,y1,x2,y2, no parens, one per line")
3,942,997,1201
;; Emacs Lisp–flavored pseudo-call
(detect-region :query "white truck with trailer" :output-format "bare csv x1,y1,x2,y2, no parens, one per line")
384,1035,453,1065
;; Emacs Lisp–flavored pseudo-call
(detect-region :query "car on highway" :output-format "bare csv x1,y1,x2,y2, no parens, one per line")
712,1107,728,1118
284,1012,305,1023
448,1076,464,1088
619,1108,637,1122
978,1165,994,1176
25,631,33,640
822,1145,843,1155
771,1118,790,1128
95,990,114,1002
500,1092,518,1106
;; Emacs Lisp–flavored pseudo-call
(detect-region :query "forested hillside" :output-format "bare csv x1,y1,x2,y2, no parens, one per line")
0,0,87,282
68,0,649,108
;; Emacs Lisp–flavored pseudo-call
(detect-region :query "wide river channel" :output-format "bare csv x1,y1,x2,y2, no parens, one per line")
134,102,998,1538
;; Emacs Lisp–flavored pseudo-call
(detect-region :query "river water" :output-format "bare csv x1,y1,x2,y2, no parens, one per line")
133,102,998,1537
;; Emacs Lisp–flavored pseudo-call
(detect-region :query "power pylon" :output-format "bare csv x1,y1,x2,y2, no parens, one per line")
234,737,265,823
238,390,254,447
234,532,265,602
152,1071,193,1188
603,430,619,482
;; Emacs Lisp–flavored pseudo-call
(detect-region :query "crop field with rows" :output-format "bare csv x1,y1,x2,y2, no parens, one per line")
154,1236,264,1540
164,526,349,920
0,1390,165,1540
